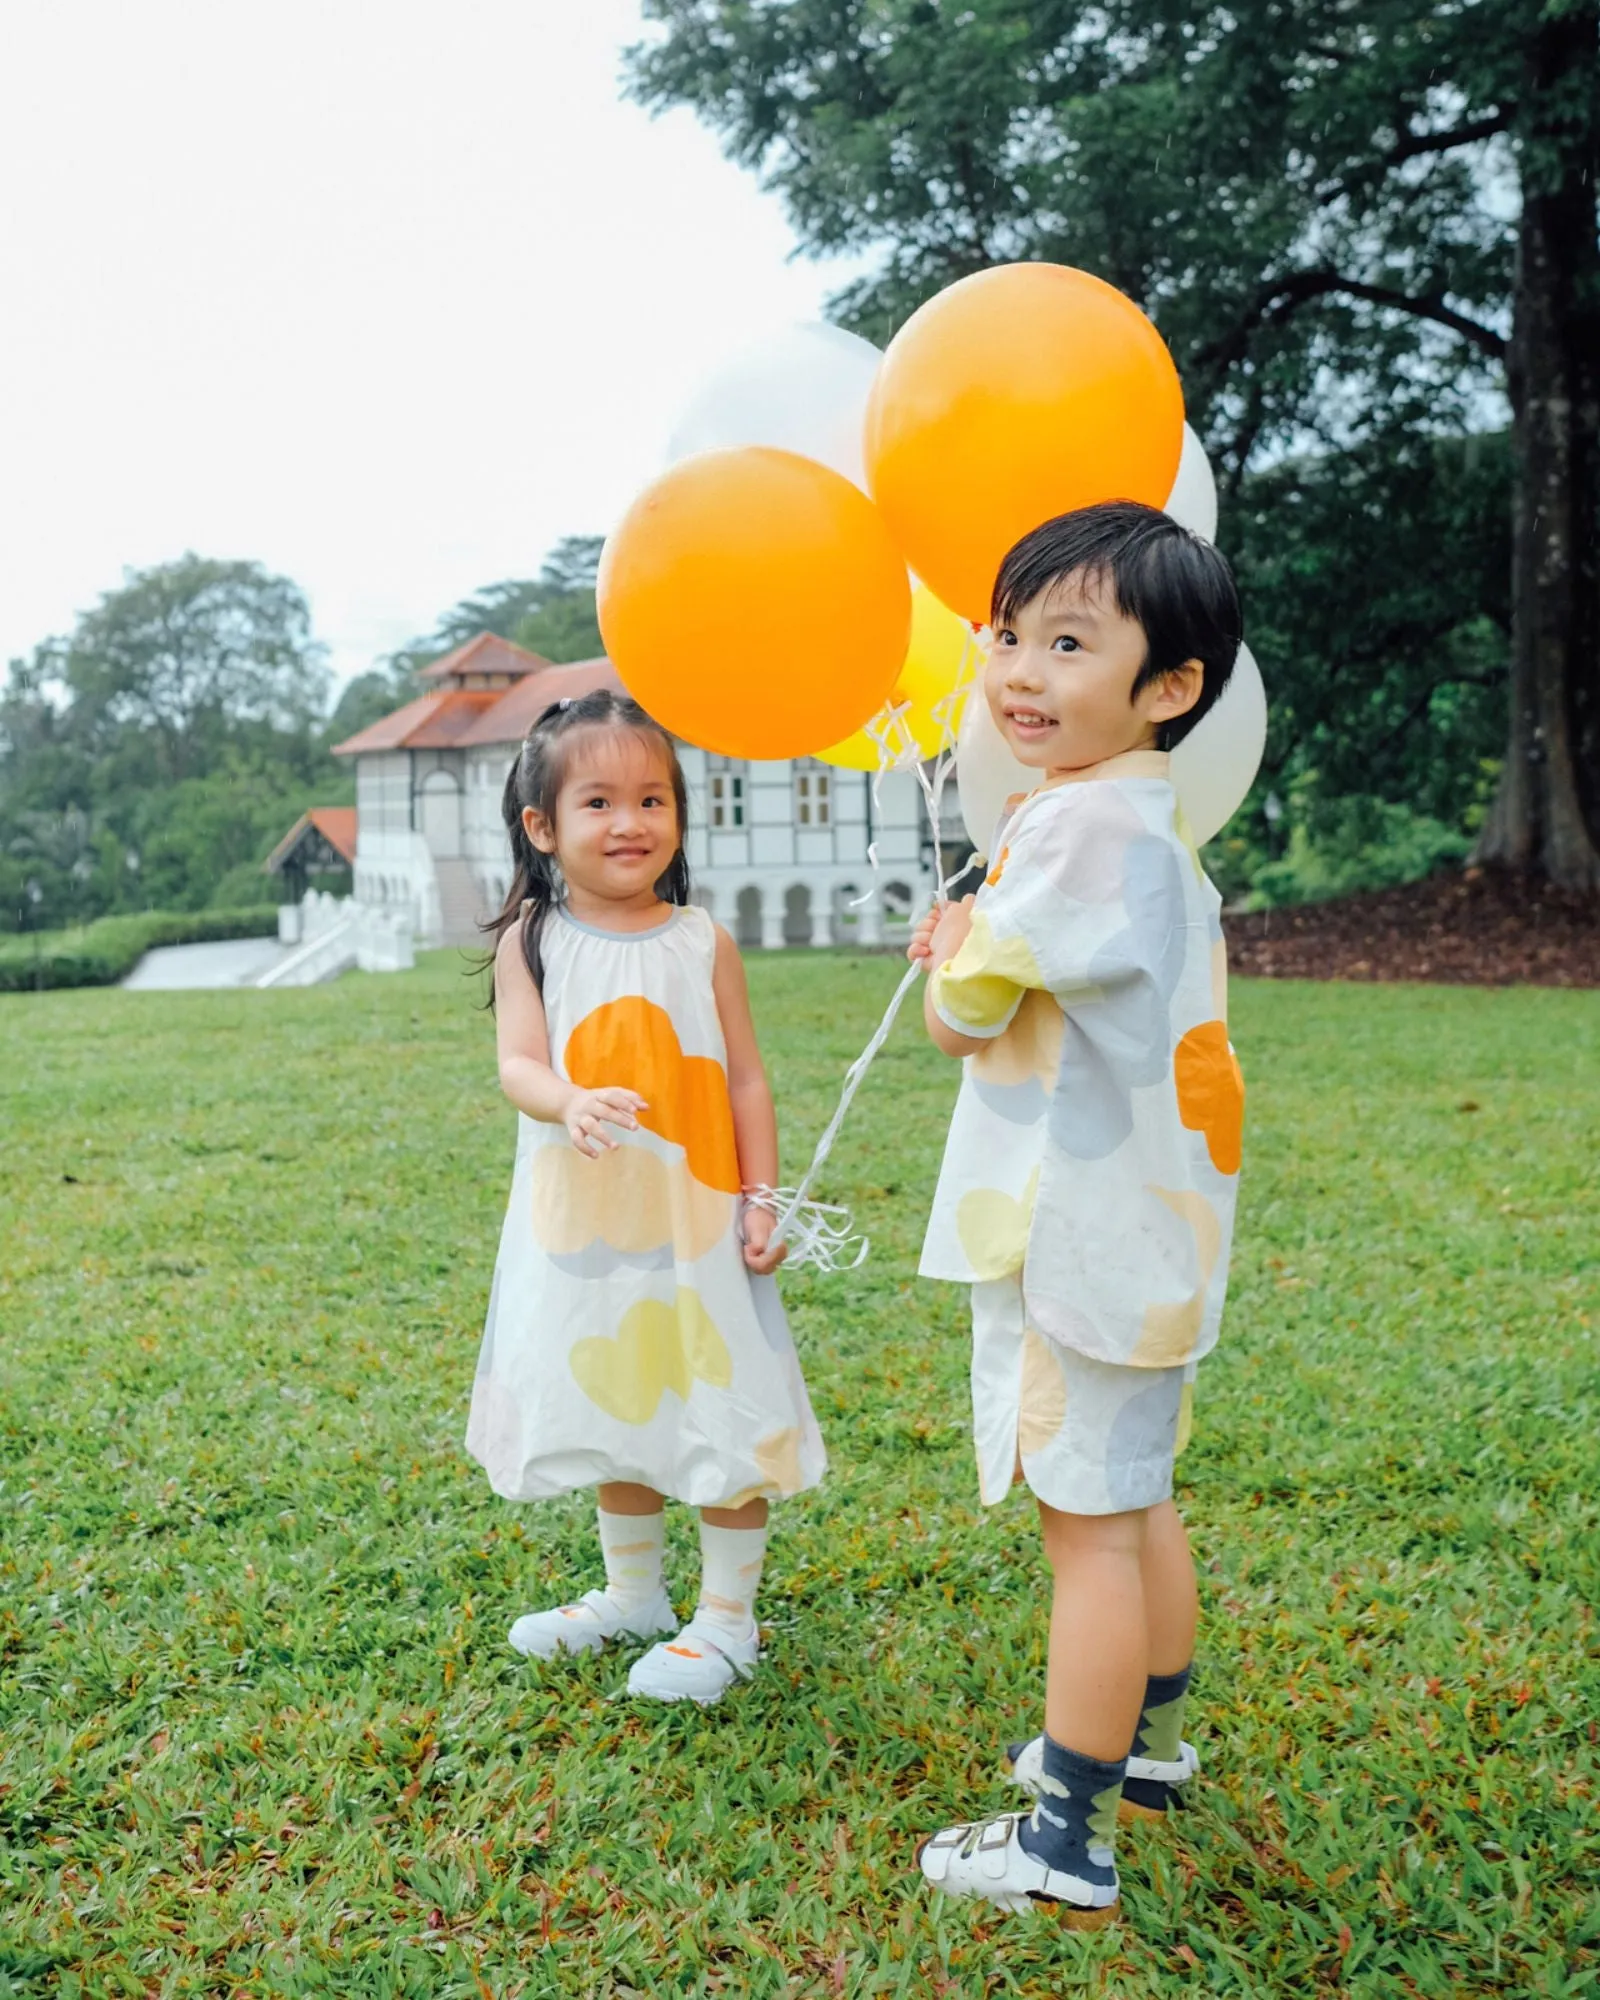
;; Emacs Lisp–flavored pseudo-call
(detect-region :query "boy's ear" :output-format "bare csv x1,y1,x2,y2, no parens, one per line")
1143,658,1204,723
523,804,556,855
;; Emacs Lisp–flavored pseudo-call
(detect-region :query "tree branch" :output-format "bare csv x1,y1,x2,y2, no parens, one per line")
1386,113,1509,168
1197,268,1508,383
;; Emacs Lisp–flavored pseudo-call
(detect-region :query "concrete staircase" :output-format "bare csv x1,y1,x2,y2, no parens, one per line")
434,857,491,949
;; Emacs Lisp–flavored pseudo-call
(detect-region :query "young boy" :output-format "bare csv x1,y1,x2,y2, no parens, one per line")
909,499,1245,1925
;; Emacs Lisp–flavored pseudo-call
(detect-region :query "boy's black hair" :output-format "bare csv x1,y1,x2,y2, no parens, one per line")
483,686,691,999
991,500,1243,750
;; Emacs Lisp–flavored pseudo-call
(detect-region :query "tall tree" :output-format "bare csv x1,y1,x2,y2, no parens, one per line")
631,0,1600,887
60,555,329,783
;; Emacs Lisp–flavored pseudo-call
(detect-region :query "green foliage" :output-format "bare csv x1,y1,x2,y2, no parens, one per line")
0,905,280,992
393,536,607,675
52,553,329,780
2,952,1597,1993
630,1,1523,454
0,558,347,934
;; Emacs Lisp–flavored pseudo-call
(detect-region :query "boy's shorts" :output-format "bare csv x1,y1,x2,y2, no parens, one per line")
970,1274,1196,1516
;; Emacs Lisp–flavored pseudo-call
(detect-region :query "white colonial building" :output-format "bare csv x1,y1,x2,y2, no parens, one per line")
330,634,950,951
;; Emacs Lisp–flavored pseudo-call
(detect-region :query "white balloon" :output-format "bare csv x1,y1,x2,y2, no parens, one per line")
1164,423,1219,541
956,643,1268,859
666,322,884,491
1170,644,1268,845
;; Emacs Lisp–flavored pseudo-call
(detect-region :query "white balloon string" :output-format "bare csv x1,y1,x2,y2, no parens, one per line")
743,1186,869,1273
768,626,986,1273
768,961,924,1266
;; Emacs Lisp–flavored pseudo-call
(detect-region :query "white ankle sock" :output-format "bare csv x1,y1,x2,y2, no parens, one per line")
597,1508,665,1619
694,1520,766,1642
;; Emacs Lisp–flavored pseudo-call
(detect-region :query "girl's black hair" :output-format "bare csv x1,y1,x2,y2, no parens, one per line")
483,686,691,997
991,500,1243,749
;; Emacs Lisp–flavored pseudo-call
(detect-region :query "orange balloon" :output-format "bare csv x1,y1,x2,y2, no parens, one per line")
864,263,1185,623
598,447,911,760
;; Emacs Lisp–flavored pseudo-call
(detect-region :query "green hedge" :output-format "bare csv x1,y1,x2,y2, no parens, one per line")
0,906,282,993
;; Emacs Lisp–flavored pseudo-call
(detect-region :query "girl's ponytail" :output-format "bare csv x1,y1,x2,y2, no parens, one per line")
485,748,562,993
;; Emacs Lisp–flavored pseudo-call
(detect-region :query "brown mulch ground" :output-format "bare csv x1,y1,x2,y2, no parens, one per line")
1223,869,1600,987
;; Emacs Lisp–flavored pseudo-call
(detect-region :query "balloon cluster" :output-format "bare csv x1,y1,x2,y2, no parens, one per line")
597,265,1266,845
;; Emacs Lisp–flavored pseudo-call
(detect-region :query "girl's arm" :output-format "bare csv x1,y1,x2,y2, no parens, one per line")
494,925,643,1158
711,924,787,1275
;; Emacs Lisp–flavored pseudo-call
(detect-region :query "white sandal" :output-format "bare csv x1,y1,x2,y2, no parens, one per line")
508,1587,675,1661
916,1811,1119,1925
1007,1733,1200,1819
626,1614,760,1704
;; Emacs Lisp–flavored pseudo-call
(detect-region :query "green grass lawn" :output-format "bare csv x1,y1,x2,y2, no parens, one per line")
2,953,1597,1998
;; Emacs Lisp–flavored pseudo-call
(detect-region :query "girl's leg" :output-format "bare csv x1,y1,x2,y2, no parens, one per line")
695,1496,769,1640
507,1484,672,1660
626,1497,769,1703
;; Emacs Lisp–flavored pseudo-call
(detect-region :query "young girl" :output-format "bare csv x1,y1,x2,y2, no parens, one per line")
465,688,825,1704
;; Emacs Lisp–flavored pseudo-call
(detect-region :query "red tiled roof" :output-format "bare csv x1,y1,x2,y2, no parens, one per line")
332,688,504,756
307,807,359,864
264,806,359,874
415,632,552,683
457,657,626,749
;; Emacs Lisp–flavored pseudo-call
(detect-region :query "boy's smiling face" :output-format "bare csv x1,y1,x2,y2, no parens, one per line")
986,566,1201,775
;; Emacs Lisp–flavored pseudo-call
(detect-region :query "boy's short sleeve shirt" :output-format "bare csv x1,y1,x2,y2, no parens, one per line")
919,753,1243,1369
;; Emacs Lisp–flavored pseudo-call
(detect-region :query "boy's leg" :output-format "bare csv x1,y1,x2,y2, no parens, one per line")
1119,1497,1200,1814
1143,1498,1197,1675
919,1505,1139,1923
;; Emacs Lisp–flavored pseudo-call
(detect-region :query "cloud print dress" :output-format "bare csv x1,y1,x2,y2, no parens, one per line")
466,903,826,1511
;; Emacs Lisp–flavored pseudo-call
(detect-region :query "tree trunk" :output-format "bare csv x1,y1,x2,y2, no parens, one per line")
1478,4,1600,889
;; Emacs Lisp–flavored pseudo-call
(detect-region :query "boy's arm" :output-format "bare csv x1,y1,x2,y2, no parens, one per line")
921,896,991,1058
711,924,787,1274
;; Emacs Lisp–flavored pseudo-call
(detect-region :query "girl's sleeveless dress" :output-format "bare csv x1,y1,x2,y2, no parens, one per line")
465,903,827,1510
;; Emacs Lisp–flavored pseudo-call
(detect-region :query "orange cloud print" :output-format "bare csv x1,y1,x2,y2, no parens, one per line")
1174,1021,1245,1175
564,997,741,1193
531,1144,730,1263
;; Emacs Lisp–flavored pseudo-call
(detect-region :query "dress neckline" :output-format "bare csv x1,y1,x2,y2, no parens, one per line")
556,903,682,942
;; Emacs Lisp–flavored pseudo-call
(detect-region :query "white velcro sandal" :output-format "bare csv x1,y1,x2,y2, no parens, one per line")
916,1811,1119,1926
625,1615,760,1704
508,1587,675,1661
1007,1733,1200,1820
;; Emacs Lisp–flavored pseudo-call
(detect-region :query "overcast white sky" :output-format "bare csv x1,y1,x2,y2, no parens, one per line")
0,0,859,687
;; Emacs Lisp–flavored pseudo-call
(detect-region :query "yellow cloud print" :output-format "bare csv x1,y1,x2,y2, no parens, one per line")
1131,1187,1223,1365
956,1167,1041,1278
569,1289,732,1426
532,1143,731,1265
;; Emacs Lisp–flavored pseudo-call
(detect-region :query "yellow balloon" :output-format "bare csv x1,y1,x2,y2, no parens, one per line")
818,583,976,770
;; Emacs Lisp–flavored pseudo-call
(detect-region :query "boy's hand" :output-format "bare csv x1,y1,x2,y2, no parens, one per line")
926,894,976,970
741,1201,789,1275
564,1085,646,1158
907,905,943,964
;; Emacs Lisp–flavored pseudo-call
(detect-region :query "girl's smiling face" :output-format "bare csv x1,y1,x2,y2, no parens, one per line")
524,728,680,912
987,568,1201,774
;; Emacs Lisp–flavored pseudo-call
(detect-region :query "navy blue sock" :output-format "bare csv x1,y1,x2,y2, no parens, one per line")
1122,1665,1192,1814
1014,1734,1124,1890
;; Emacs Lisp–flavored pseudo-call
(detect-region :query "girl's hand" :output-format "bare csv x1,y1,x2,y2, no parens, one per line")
907,904,943,964
564,1086,646,1157
741,1201,789,1275
926,894,976,970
